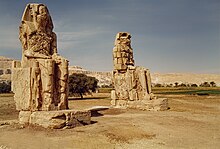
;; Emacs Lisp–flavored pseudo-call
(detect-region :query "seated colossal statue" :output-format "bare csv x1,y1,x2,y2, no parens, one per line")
12,3,69,111
111,32,168,110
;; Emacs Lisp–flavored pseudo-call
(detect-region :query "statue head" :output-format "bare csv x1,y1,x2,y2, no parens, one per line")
19,3,56,61
114,32,131,46
20,3,53,33
113,32,134,71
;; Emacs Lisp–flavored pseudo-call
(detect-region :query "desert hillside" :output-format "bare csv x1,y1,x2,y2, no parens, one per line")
151,73,220,86
69,66,220,86
0,56,13,81
0,56,219,86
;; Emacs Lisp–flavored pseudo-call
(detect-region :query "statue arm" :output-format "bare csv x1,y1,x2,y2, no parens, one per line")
51,32,68,62
51,32,57,55
24,49,51,59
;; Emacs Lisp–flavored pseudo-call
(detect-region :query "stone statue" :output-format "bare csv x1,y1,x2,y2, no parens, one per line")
12,3,69,111
113,32,134,72
10,3,91,129
111,32,168,111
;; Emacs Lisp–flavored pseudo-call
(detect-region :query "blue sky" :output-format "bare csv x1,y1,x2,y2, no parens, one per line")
0,0,219,73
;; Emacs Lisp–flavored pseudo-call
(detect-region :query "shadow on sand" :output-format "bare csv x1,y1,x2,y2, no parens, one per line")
68,96,110,100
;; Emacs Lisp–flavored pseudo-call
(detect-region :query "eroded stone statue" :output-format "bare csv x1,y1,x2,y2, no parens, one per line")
11,3,91,129
12,3,68,111
113,32,134,71
111,32,168,111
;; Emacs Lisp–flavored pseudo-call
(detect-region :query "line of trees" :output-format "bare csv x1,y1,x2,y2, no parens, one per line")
200,81,216,87
153,81,217,87
0,77,218,96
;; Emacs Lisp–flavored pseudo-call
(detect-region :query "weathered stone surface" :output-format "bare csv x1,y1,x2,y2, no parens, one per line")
0,120,18,126
111,32,168,111
113,32,134,72
127,98,168,111
19,111,32,124
10,3,90,129
12,67,31,110
12,3,69,111
19,110,91,129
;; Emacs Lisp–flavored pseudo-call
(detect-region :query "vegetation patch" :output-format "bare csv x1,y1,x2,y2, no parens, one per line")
97,88,113,93
69,73,98,98
153,87,220,95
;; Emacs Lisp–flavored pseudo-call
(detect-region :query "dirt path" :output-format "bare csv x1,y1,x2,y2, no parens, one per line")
0,94,220,149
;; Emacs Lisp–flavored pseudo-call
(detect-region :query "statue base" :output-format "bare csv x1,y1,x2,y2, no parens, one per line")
18,110,91,129
111,96,168,111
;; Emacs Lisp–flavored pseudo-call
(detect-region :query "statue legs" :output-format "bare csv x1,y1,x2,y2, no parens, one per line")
30,61,42,111
112,66,154,104
38,59,55,111
15,57,69,111
54,58,69,110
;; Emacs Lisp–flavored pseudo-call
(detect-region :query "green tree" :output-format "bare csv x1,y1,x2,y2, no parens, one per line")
191,84,198,87
174,82,179,87
154,83,162,87
69,73,98,98
210,81,216,87
200,82,210,87
179,83,187,87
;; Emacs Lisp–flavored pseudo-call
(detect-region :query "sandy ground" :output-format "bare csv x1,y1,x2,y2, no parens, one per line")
0,93,220,149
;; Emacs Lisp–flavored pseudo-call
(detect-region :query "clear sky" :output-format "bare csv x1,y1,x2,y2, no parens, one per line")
0,0,219,73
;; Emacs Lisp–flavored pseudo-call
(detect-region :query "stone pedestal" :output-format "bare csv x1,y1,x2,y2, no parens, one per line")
111,96,168,111
19,110,91,129
127,98,168,111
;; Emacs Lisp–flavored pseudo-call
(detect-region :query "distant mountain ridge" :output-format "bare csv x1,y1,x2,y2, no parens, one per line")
0,56,219,86
69,66,220,86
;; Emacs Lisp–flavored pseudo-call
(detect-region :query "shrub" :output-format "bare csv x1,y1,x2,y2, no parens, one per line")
179,83,187,87
0,81,11,93
200,82,211,87
174,82,179,87
210,81,216,87
191,84,198,87
154,83,162,87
